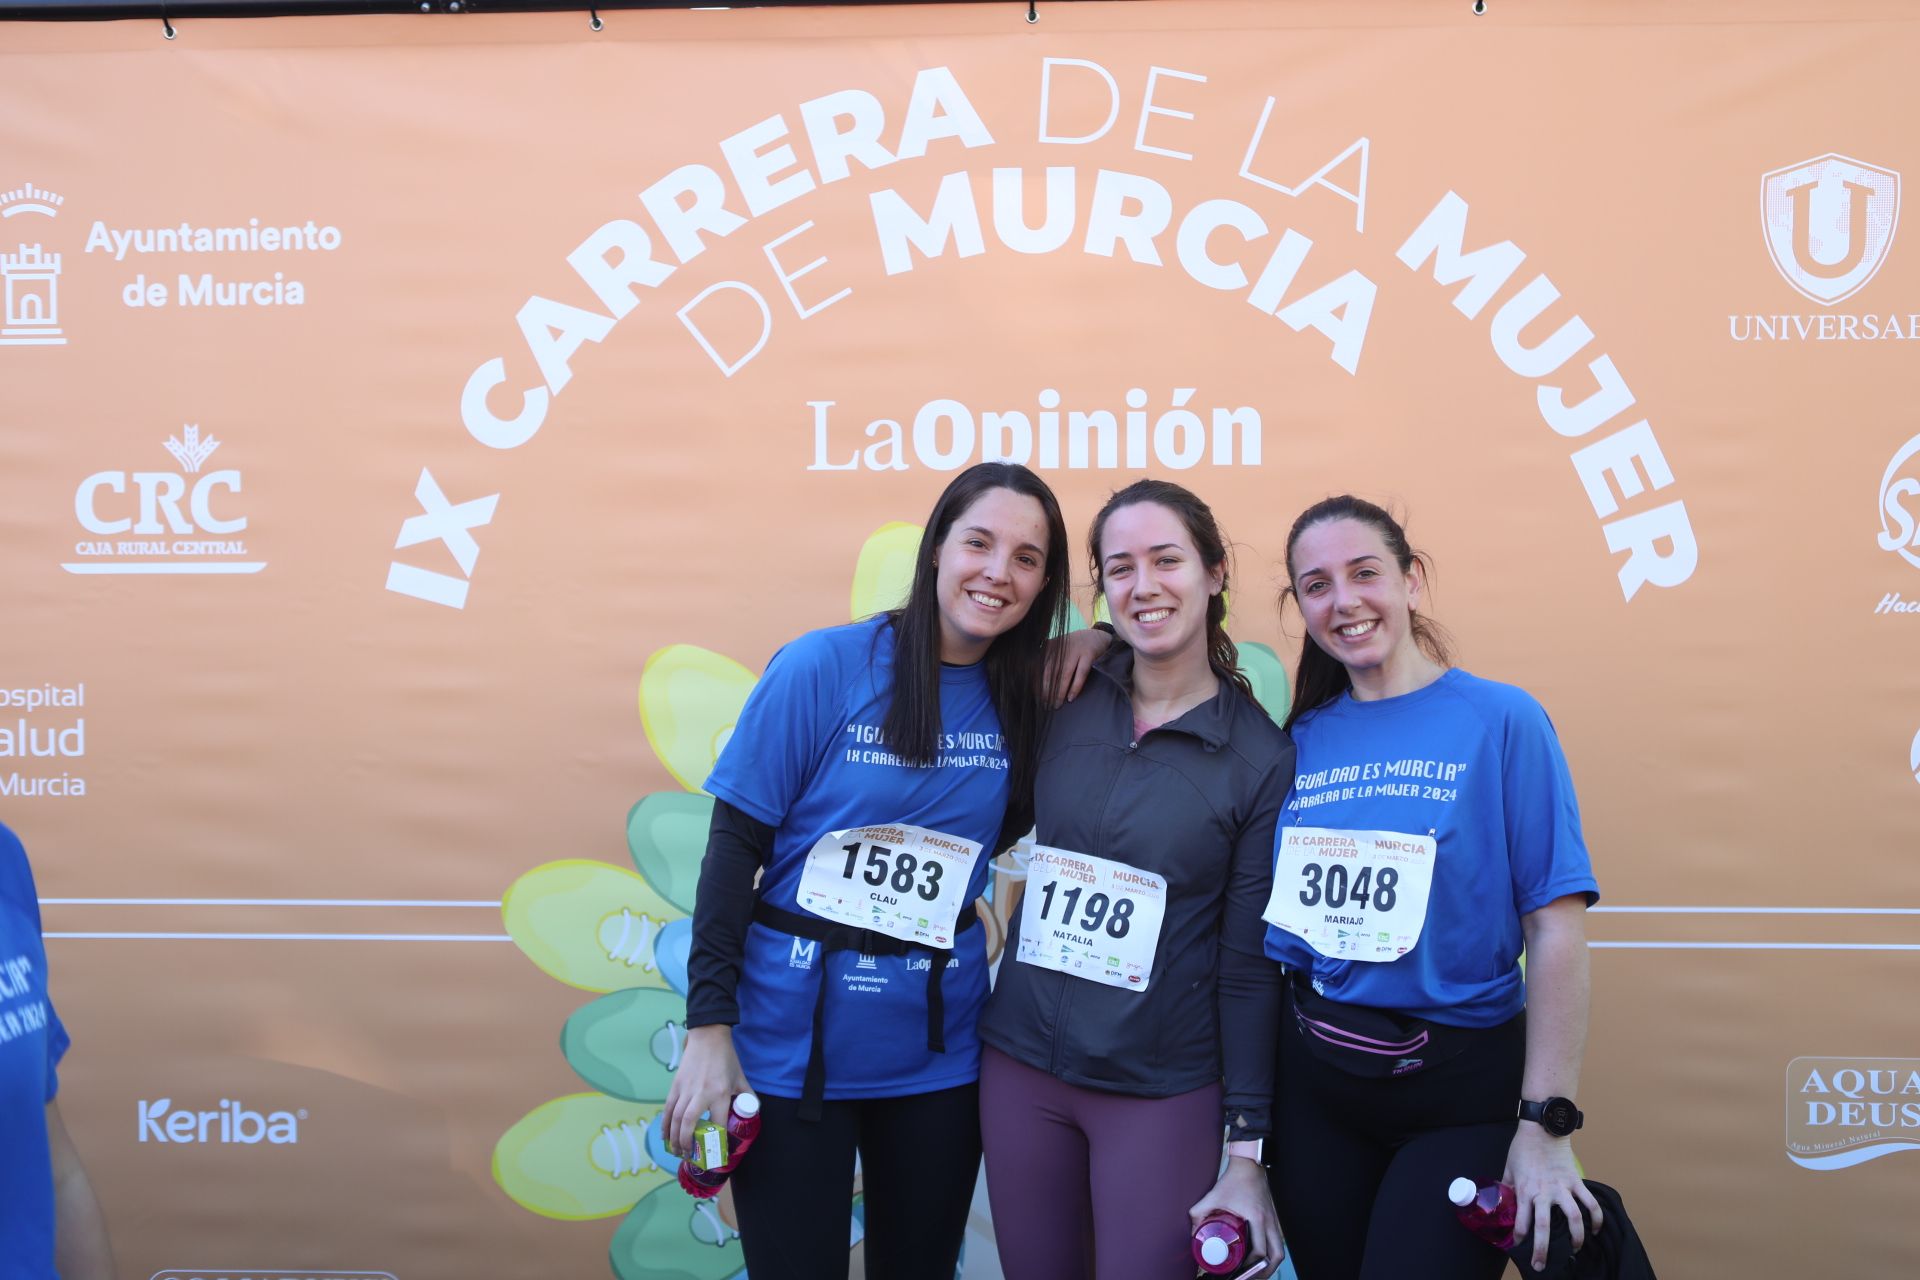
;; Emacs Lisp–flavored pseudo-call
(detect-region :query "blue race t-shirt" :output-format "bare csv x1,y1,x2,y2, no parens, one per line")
1,821,70,1280
704,617,1008,1099
1264,669,1599,1027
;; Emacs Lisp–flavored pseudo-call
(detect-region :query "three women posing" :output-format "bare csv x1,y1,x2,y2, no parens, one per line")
667,473,1600,1280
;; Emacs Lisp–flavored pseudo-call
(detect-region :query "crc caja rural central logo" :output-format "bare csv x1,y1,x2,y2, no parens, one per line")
65,425,265,576
1761,153,1901,306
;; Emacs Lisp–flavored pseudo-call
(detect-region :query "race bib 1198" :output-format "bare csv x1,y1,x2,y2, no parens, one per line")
1262,826,1436,963
1015,844,1166,991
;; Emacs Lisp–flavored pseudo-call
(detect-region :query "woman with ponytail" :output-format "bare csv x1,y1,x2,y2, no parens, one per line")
1263,496,1601,1279
979,480,1293,1280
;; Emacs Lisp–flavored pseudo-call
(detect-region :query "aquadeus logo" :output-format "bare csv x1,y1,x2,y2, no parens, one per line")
1785,1057,1920,1170
1762,154,1900,306
137,1097,305,1145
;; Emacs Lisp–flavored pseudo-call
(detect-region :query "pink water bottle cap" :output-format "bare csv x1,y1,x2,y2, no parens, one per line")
733,1092,761,1119
1447,1177,1477,1207
1200,1236,1232,1266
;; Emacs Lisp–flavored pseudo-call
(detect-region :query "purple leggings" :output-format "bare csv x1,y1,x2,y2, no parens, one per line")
979,1046,1223,1280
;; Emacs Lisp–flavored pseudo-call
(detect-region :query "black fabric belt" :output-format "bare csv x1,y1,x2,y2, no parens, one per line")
751,899,979,1121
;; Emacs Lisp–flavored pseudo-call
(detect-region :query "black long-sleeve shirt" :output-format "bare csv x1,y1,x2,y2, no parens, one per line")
684,799,775,1029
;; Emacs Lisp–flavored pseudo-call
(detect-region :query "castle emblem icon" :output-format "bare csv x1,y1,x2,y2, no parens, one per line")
2,182,68,347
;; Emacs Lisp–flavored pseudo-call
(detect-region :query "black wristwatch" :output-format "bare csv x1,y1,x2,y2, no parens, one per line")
1518,1096,1583,1137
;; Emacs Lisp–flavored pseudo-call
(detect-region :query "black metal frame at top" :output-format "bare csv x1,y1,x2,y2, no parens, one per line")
0,0,1034,22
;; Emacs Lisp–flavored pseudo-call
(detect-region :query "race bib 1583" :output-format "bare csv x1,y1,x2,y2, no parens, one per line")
797,822,983,948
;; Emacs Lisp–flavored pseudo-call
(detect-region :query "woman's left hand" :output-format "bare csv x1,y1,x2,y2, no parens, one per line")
1187,1155,1284,1277
1503,1123,1603,1273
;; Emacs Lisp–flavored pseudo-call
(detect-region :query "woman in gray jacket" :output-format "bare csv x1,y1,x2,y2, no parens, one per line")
979,480,1292,1280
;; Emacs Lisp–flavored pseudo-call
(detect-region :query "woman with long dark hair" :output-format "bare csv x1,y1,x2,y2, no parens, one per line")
1263,495,1601,1278
979,479,1293,1280
663,462,1077,1280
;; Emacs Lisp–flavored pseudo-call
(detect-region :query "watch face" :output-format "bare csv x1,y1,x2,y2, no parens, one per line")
1542,1097,1580,1135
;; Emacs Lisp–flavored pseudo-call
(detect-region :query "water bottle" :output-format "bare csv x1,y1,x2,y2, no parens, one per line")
726,1091,762,1149
1191,1210,1249,1275
1447,1177,1516,1250
676,1093,762,1200
677,1158,729,1199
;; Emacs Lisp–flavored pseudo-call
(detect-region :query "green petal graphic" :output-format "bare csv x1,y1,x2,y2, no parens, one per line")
610,1181,747,1280
850,522,922,620
638,646,758,794
563,987,690,1103
493,1092,668,1220
1238,641,1292,724
627,792,715,915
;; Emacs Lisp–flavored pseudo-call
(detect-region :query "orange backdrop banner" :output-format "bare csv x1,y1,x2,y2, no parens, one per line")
2,3,1918,1277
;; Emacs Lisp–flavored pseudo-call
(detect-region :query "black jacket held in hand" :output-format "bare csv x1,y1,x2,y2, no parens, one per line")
978,646,1293,1139
1509,1181,1657,1280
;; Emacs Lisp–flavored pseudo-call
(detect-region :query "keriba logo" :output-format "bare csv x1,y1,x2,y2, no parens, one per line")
1761,153,1901,306
137,1097,305,1144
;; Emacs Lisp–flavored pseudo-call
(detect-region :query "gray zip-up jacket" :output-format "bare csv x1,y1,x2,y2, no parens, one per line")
979,646,1293,1138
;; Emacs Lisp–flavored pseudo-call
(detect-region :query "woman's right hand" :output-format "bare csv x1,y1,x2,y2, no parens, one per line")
1188,1155,1285,1277
664,1024,752,1156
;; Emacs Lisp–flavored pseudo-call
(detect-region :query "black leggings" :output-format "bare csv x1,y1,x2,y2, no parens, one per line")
728,1083,982,1280
1268,988,1526,1280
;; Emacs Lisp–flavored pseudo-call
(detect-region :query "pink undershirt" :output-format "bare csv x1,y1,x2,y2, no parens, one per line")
1132,715,1159,743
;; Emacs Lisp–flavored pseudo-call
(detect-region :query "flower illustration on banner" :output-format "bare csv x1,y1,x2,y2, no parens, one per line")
494,522,925,1280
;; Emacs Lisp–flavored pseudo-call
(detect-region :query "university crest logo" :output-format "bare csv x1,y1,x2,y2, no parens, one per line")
1761,153,1900,306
